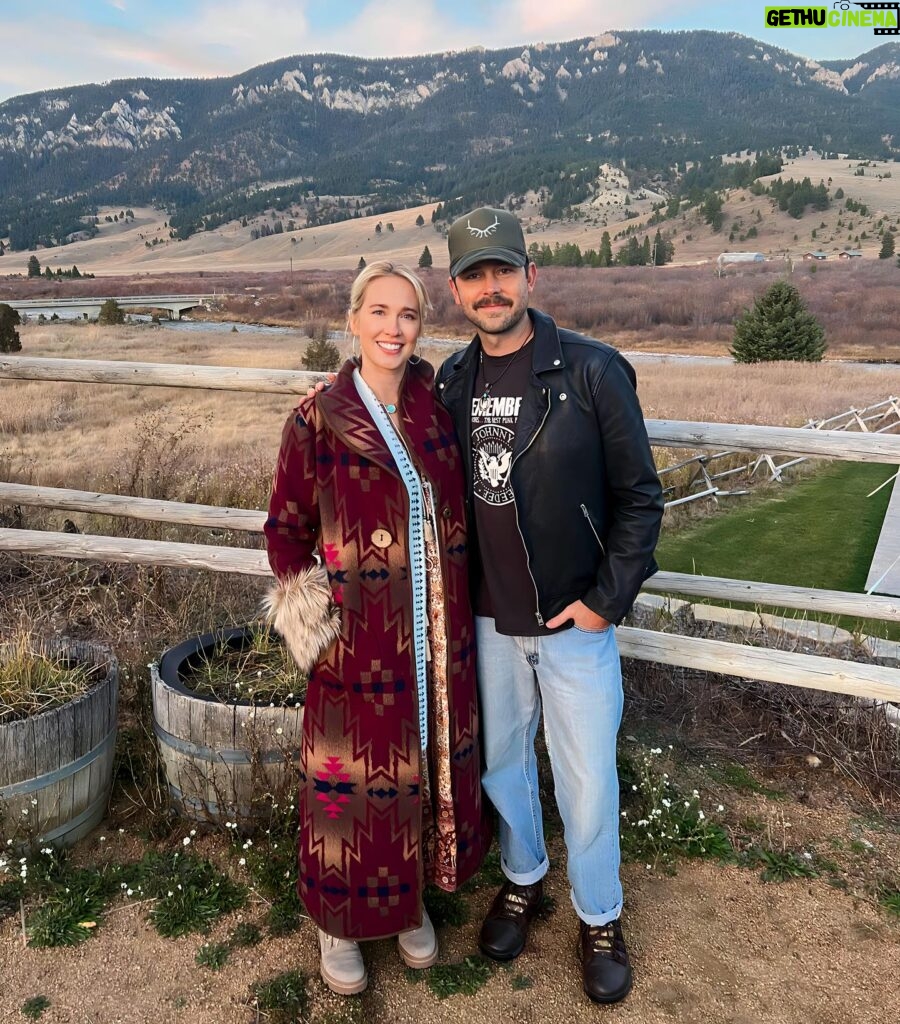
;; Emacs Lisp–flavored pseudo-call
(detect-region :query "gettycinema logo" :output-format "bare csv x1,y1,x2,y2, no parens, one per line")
765,2,900,34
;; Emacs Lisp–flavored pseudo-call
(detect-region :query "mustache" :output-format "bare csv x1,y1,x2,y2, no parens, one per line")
474,294,513,309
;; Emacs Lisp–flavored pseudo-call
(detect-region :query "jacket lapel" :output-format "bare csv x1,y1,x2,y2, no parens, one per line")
316,359,398,474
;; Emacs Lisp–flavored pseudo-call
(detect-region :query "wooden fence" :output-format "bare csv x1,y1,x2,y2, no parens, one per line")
2,355,900,708
658,396,900,507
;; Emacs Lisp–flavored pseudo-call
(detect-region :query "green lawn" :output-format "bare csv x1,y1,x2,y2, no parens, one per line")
655,461,897,640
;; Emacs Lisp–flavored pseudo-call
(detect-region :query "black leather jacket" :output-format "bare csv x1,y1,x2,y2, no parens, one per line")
436,308,663,627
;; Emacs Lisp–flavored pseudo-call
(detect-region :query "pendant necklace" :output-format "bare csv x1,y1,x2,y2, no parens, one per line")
479,330,534,401
383,402,397,414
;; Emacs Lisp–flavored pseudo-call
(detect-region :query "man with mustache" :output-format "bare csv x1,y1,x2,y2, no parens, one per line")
435,207,663,1005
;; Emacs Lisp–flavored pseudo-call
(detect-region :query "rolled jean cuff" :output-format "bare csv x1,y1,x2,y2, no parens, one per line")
571,890,623,928
502,855,549,887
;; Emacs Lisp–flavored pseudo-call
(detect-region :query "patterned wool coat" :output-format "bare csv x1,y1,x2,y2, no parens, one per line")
264,357,490,940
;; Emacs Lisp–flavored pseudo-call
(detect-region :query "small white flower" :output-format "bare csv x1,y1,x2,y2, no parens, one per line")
30,798,38,806
238,857,246,866
717,804,725,812
126,888,134,896
698,810,705,820
182,837,191,847
167,890,174,897
802,852,813,860
99,836,106,842
276,728,283,735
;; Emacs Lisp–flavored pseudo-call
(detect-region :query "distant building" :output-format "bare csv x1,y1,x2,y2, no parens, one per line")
716,252,765,268
838,249,863,259
803,251,828,261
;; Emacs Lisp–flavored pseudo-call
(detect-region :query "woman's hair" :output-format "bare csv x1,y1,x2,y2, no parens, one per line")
346,261,432,337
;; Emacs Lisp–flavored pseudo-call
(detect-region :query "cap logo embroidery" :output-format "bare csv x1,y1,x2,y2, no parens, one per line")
466,216,499,238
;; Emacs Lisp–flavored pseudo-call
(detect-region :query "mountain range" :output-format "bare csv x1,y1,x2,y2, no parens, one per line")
0,30,898,249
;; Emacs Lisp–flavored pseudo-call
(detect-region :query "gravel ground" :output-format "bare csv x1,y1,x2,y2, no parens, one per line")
2,787,899,1024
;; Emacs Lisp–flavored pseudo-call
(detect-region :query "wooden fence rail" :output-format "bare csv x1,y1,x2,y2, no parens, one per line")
3,354,900,706
0,483,263,533
3,530,898,703
3,355,900,461
2,528,898,623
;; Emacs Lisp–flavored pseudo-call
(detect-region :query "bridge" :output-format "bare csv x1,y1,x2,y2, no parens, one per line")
5,295,214,320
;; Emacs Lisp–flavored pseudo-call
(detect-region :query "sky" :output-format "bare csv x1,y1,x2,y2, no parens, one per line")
0,0,895,102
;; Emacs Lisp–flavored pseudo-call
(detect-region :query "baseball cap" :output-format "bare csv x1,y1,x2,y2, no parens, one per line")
448,206,528,277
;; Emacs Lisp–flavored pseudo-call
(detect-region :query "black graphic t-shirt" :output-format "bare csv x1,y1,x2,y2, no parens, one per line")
471,341,553,636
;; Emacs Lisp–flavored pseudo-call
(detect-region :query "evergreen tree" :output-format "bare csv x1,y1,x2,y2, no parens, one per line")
879,231,895,259
703,192,724,231
357,256,366,270
27,254,41,277
598,231,613,268
415,214,425,227
0,303,22,353
731,281,826,363
418,245,433,268
302,335,341,372
97,299,126,325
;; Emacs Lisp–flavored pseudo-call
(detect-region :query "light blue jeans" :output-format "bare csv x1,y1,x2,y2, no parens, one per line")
475,616,624,926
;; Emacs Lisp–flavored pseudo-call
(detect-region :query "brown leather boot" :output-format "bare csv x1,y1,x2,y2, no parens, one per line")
579,918,633,1004
478,879,544,961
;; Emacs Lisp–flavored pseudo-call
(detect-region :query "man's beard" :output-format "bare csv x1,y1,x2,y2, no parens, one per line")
468,296,527,335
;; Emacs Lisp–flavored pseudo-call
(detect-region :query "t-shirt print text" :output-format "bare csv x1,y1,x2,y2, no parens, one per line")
471,395,523,421
473,423,515,505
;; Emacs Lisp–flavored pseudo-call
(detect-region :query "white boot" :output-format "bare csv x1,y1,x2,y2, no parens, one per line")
398,906,438,968
317,928,368,995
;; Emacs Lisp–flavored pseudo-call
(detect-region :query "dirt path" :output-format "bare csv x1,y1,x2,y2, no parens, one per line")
3,802,898,1024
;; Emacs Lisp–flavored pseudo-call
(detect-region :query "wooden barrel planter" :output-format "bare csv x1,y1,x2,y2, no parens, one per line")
0,640,118,848
151,626,304,829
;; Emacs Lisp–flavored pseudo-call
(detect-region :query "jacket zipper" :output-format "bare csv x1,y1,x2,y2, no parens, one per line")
512,388,552,627
580,504,606,556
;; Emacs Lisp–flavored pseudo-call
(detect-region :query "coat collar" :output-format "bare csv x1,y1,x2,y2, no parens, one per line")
316,357,439,475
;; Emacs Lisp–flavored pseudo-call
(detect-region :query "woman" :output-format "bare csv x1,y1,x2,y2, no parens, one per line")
264,262,490,995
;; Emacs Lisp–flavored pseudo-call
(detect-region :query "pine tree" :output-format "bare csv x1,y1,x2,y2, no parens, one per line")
302,335,341,372
415,214,425,227
418,245,433,268
598,231,612,268
879,231,895,260
27,254,41,277
0,303,22,353
731,281,826,363
357,256,366,270
97,299,125,325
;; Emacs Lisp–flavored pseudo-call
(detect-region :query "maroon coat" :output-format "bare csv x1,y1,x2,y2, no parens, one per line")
264,357,489,939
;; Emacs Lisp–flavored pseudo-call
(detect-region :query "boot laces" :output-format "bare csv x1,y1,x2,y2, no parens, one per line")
586,922,628,964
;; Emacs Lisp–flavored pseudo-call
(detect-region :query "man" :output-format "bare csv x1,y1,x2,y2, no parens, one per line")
435,207,663,1004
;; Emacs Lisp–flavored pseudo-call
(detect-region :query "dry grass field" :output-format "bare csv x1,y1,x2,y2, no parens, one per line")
3,322,899,499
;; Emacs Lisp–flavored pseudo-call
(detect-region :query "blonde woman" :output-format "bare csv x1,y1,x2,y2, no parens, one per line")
264,262,490,994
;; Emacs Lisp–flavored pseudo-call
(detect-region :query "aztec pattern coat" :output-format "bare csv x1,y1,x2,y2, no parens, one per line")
264,357,490,940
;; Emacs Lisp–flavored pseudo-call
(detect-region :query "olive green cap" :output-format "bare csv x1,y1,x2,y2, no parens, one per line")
448,206,528,277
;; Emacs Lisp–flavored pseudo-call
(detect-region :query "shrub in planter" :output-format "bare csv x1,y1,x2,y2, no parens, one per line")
0,636,118,849
151,625,306,831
